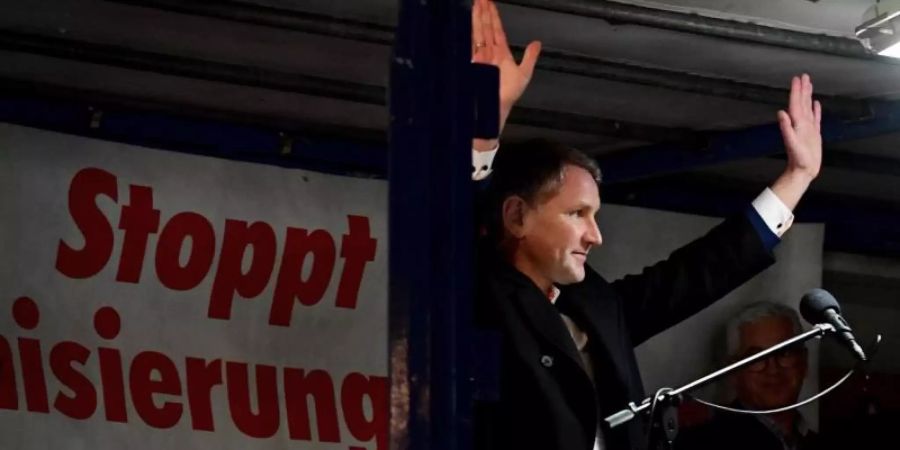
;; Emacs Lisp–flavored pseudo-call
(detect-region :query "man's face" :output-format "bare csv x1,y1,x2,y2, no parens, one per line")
733,316,808,410
514,164,602,288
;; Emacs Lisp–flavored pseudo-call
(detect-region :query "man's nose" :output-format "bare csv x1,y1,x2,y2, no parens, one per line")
762,357,781,374
585,217,602,246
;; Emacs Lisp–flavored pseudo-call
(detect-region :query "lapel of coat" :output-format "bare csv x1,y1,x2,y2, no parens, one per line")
556,277,631,399
488,258,586,372
512,284,586,371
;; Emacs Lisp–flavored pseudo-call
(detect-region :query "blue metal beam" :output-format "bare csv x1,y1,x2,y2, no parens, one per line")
768,151,900,178
0,95,387,177
602,178,900,257
598,100,900,184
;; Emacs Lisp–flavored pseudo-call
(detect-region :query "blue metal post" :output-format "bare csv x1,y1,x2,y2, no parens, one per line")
389,1,474,450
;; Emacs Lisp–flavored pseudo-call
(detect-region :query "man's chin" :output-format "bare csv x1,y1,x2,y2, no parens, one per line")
752,396,797,410
555,269,585,285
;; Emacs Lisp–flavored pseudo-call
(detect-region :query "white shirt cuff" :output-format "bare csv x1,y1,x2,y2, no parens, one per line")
752,187,794,237
472,144,499,181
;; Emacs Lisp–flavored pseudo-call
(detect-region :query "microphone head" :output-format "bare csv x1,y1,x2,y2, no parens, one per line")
800,288,840,324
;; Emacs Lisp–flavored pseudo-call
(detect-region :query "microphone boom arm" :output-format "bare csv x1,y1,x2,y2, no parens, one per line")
605,323,835,429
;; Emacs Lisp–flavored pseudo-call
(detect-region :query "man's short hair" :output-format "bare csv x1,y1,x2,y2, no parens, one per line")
482,139,602,245
724,301,804,360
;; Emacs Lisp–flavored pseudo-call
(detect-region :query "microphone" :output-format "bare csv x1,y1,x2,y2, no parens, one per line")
800,288,867,362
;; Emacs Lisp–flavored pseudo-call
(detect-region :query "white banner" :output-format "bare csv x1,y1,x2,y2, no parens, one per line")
0,123,388,450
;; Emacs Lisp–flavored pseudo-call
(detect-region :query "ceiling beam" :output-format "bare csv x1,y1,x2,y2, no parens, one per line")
508,106,695,143
501,0,876,60
0,28,692,143
0,76,388,143
111,0,396,45
0,29,385,103
107,0,872,119
536,49,870,119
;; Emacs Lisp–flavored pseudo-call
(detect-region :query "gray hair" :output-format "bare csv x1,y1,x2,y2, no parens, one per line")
724,301,803,359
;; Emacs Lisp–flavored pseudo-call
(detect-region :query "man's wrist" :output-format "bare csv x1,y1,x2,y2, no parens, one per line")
474,138,499,152
751,187,795,238
781,168,816,187
769,169,814,212
499,104,513,131
472,144,499,180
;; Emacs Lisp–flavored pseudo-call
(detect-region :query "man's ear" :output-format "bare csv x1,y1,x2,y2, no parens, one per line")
502,196,529,239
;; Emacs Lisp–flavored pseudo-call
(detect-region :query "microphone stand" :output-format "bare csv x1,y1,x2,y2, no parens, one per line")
604,323,836,450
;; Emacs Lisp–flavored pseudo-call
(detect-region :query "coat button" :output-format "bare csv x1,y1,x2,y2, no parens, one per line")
540,355,554,368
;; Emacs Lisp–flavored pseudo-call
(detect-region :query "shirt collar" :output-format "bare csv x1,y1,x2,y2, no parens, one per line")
548,285,561,304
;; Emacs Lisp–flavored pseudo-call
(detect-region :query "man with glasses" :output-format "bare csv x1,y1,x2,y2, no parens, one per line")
677,302,823,450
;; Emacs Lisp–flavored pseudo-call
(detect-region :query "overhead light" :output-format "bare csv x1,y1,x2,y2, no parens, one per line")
879,41,900,57
856,1,900,57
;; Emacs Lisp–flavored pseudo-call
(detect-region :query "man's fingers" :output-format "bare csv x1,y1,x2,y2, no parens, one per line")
489,1,512,61
778,110,796,147
519,41,542,81
472,0,483,53
802,73,813,115
480,0,495,60
813,100,822,133
490,1,507,48
788,76,802,120
472,0,488,62
482,0,495,48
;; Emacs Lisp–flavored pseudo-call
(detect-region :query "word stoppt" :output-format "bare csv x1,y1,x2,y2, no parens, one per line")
55,167,378,326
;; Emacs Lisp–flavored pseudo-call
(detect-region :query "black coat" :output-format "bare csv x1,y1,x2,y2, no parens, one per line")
675,408,822,450
475,213,776,450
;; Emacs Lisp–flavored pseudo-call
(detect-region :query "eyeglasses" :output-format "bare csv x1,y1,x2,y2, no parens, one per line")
737,347,806,373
